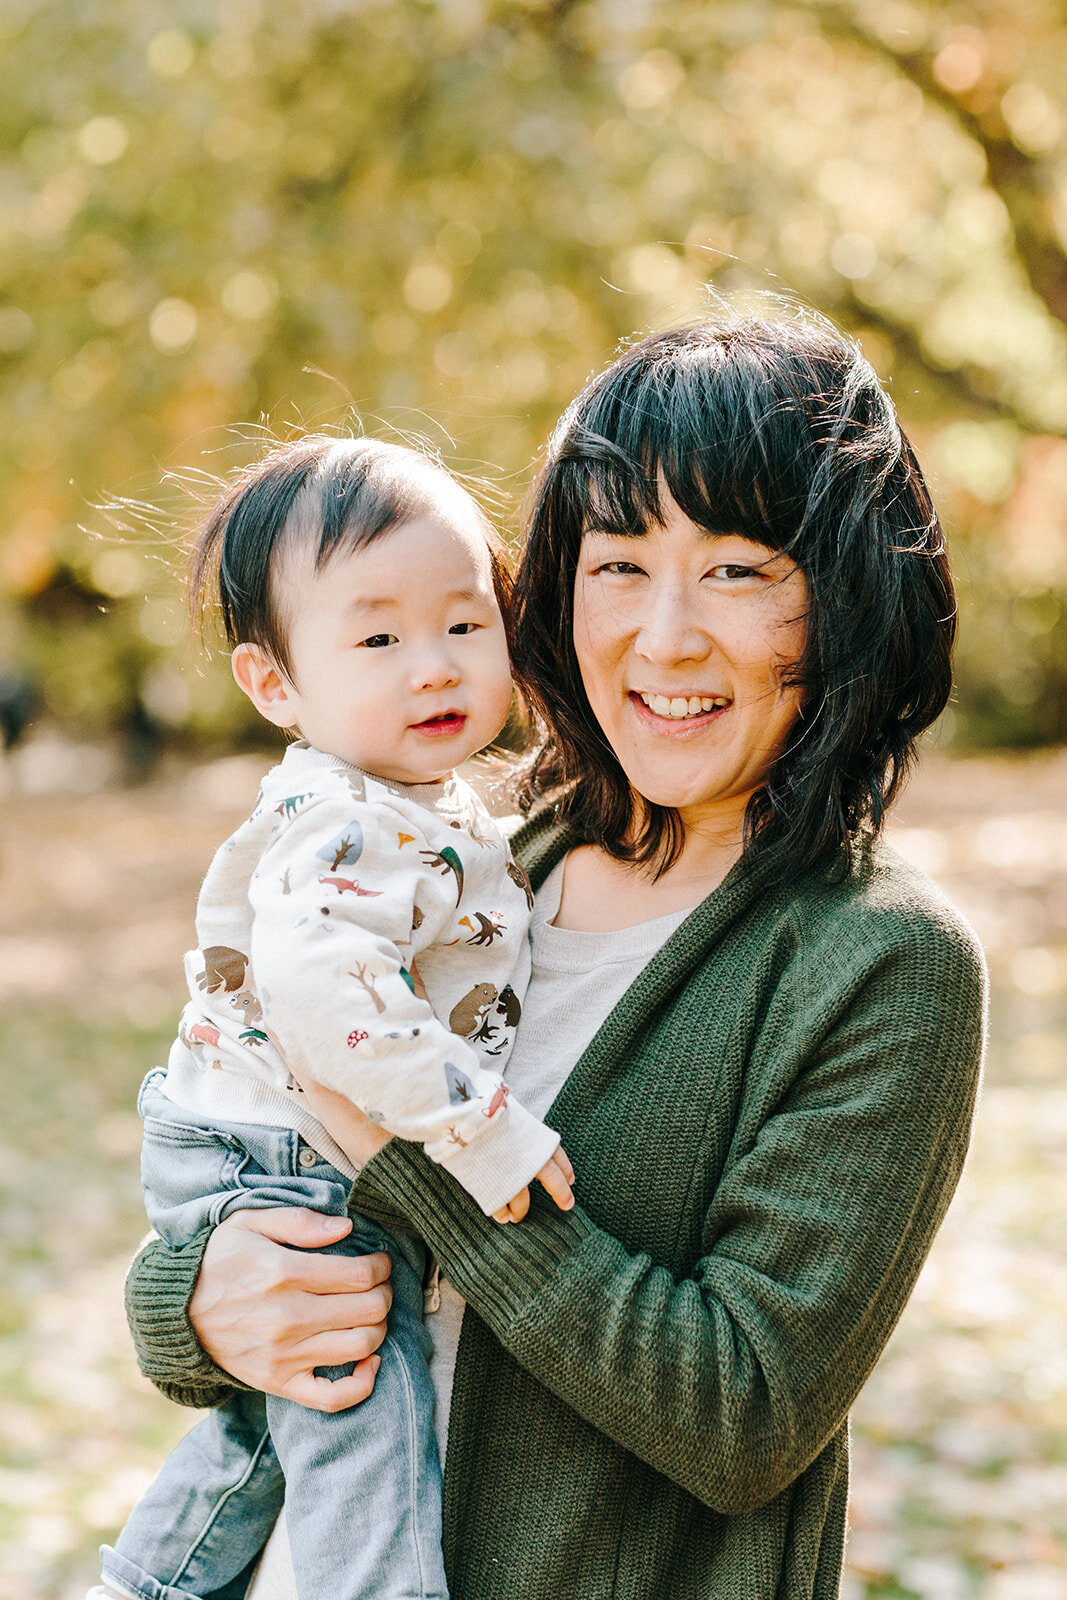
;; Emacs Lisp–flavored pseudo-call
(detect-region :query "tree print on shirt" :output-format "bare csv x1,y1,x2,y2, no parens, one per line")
317,822,364,873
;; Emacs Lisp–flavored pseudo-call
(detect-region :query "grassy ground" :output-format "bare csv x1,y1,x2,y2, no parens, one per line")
0,745,1064,1599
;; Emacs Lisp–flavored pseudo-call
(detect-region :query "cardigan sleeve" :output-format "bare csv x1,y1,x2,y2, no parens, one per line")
348,908,985,1515
123,1226,245,1409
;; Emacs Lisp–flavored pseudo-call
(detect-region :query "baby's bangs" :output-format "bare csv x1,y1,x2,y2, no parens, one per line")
305,442,421,568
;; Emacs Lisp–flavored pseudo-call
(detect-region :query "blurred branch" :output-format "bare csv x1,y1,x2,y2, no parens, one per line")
818,4,1067,329
841,291,1053,433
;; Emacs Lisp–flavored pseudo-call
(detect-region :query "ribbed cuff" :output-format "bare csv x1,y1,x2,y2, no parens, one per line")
435,1099,562,1216
351,1139,599,1335
124,1230,252,1409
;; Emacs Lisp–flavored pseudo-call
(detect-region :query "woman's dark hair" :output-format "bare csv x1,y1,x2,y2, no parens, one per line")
189,434,511,681
511,313,956,880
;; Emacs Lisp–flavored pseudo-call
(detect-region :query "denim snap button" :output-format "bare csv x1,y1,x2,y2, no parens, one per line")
298,1146,318,1168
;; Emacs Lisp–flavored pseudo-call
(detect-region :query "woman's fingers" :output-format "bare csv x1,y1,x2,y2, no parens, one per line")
188,1209,394,1402
293,1323,390,1370
227,1204,355,1250
270,1251,394,1304
555,1144,575,1186
282,1354,382,1413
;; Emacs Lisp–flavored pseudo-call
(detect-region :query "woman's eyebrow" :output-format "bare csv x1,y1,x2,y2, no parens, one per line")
585,531,742,550
585,531,643,550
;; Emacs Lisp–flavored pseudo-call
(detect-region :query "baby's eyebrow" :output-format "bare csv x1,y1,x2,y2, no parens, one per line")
346,586,487,613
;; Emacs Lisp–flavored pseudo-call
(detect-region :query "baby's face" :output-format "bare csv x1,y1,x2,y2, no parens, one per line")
272,507,514,783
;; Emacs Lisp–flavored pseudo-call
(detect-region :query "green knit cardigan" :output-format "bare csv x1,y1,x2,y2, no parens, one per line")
125,813,986,1600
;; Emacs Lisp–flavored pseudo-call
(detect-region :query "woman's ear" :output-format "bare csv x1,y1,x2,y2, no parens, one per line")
231,643,300,729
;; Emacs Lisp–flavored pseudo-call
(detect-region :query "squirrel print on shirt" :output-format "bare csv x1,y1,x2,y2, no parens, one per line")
449,982,497,1039
506,859,534,911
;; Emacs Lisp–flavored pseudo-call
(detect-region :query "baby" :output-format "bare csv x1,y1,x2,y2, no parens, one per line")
96,436,573,1600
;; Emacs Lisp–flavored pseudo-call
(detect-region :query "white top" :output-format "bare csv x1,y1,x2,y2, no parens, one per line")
163,741,558,1217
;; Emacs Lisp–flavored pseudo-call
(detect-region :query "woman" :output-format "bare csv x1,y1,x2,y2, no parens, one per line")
123,313,985,1600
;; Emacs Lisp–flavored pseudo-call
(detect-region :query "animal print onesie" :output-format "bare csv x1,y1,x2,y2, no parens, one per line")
163,738,556,1215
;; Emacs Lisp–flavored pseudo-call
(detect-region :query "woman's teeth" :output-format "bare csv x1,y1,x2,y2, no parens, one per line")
639,693,728,719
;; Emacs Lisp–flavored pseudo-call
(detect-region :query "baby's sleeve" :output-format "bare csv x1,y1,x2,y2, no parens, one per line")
249,789,558,1215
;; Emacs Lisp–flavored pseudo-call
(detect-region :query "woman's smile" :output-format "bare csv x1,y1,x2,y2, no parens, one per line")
630,690,730,727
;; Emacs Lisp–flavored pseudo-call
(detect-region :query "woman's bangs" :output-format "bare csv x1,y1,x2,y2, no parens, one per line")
559,355,801,551
559,452,662,540
659,440,788,550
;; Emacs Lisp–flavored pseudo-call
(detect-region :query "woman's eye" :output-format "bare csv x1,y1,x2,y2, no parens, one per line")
709,564,758,581
448,622,480,635
358,633,398,649
597,561,644,576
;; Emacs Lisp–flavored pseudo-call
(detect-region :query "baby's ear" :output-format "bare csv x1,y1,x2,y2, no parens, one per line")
231,643,299,729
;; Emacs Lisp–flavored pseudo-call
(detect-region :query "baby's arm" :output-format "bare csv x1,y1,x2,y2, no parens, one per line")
402,955,574,1221
251,790,561,1216
292,1067,576,1224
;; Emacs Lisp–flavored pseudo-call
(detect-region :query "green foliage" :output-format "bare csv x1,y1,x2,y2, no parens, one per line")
3,0,1067,743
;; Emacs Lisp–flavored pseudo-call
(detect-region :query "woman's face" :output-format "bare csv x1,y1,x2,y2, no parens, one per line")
572,491,807,839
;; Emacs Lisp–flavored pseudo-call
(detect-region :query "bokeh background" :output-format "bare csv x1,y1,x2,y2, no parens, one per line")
1,1,1066,1595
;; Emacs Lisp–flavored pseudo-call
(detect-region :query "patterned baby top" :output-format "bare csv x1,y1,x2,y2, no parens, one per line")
163,741,557,1215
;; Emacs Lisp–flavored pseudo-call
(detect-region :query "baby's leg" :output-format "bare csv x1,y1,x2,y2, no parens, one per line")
100,1391,283,1600
99,1079,296,1600
267,1221,448,1600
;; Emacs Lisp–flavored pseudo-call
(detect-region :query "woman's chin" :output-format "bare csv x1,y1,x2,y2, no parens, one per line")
630,778,755,824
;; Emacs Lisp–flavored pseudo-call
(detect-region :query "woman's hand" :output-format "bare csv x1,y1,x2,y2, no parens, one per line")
188,1208,393,1413
291,1072,393,1169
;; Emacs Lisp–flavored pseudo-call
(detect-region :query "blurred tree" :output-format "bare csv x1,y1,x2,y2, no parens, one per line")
1,0,1066,749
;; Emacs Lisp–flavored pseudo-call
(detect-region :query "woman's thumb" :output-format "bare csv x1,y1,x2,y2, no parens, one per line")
230,1206,353,1248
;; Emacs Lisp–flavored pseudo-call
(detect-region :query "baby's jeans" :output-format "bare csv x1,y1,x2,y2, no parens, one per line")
100,1069,447,1600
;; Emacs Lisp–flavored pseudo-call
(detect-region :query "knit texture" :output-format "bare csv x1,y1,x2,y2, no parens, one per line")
124,814,986,1600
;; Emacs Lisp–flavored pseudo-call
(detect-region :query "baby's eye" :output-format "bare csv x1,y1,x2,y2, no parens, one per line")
358,633,398,648
448,622,480,635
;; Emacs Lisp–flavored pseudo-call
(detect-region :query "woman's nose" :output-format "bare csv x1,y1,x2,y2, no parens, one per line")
633,584,709,664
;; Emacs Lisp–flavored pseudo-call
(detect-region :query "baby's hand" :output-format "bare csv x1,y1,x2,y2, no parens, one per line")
493,1145,575,1224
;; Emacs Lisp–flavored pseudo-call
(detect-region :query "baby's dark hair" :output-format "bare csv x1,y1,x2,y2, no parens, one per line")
189,434,512,680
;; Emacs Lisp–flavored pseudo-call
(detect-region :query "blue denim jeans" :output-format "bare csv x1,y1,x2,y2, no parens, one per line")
101,1071,447,1600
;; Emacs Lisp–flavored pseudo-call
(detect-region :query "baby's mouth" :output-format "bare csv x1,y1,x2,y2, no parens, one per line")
413,712,466,733
636,692,730,720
